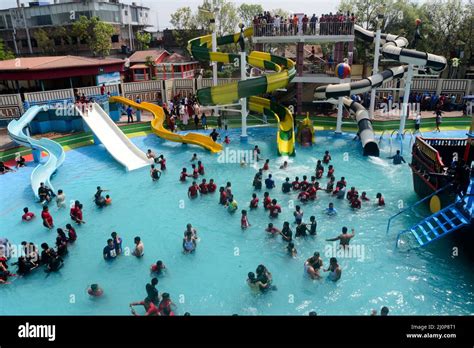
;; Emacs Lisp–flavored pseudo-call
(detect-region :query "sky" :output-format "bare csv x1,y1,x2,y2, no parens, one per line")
1,0,339,30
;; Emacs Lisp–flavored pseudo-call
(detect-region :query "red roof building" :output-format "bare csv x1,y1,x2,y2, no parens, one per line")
0,55,124,91
127,50,199,81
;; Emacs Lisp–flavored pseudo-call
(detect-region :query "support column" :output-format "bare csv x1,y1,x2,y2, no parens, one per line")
369,26,382,120
398,64,414,139
335,97,343,134
296,42,304,116
240,51,248,142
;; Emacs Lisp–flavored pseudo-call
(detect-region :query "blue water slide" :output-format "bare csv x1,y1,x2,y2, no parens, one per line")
7,105,66,200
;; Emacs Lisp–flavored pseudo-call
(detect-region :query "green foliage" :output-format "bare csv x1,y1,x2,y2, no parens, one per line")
33,28,54,54
136,32,152,50
0,38,14,60
72,16,115,57
238,4,264,26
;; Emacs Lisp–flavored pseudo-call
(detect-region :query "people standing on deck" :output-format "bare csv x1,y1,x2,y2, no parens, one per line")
434,106,443,132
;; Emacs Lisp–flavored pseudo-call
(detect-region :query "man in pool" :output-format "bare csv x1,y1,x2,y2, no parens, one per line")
207,179,217,193
150,164,161,182
323,150,331,164
188,181,200,198
325,202,337,216
282,177,292,193
94,186,109,206
265,223,281,237
249,193,259,209
103,239,117,260
132,236,144,257
199,179,208,194
22,207,35,221
326,227,355,248
324,257,341,281
265,174,275,190
38,182,51,204
269,199,281,218
146,149,157,160
184,224,198,238
387,150,406,165
190,153,198,162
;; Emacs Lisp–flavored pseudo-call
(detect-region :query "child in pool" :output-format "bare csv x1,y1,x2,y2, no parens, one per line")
241,210,250,229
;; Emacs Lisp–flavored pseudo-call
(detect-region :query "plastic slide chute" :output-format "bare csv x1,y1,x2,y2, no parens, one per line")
314,25,447,156
109,96,223,154
188,27,296,156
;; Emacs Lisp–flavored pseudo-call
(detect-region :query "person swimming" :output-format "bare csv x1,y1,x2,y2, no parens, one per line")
249,193,259,209
22,207,35,221
105,195,112,205
252,172,262,190
183,231,196,253
293,206,303,224
111,231,122,255
241,210,250,229
387,150,406,165
150,260,166,275
256,264,276,292
325,202,337,216
350,195,361,209
309,216,317,235
103,239,117,260
265,223,281,237
146,149,157,160
323,150,331,164
263,192,272,210
184,223,198,238
346,187,359,201
324,257,341,281
191,164,199,179
326,175,335,193
326,226,355,248
190,153,198,162
150,164,161,181
247,272,265,292
282,177,292,193
295,222,309,237
300,175,309,191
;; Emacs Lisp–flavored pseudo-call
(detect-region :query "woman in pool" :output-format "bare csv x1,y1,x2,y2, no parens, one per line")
304,252,323,280
41,206,54,229
281,222,293,242
376,193,385,206
199,179,208,194
219,187,227,205
87,284,104,297
256,264,275,292
183,231,196,253
157,155,166,170
268,199,281,218
207,179,217,193
197,161,205,175
150,164,161,181
111,232,122,255
150,260,166,275
22,207,35,222
324,257,342,281
249,193,259,209
188,181,200,198
66,224,77,242
247,272,265,292
241,210,250,229
132,236,144,257
56,189,66,209
179,168,189,182
191,164,199,179
287,242,297,257
323,150,331,164
293,205,304,224
226,197,238,214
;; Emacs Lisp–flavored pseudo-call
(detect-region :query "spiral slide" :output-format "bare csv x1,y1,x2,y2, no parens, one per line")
7,105,66,199
188,28,297,156
314,25,447,156
109,96,223,153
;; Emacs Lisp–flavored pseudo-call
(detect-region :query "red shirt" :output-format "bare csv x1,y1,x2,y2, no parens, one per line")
158,299,172,316
208,183,217,193
327,168,334,177
188,185,199,197
198,165,205,175
22,212,35,221
250,198,259,208
241,216,249,227
41,211,53,225
378,197,385,206
292,181,300,190
300,180,309,190
75,209,83,221
351,199,361,209
263,197,272,209
159,159,166,170
307,186,317,197
323,155,331,163
192,169,199,178
219,191,227,204
180,172,187,181
68,228,77,241
347,190,358,200
269,204,281,217
70,206,77,218
224,138,230,144
199,183,208,194
263,163,269,170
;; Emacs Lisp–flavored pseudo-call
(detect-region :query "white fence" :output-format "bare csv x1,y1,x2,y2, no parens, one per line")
0,93,23,119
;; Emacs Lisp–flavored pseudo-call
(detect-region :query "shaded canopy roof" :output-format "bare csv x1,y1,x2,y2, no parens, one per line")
128,49,169,64
0,55,124,71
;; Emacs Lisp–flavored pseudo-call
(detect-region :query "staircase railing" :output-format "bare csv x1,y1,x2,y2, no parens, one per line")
386,183,453,235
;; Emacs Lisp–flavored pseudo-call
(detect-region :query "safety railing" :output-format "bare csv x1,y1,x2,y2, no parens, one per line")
386,183,453,235
252,21,354,37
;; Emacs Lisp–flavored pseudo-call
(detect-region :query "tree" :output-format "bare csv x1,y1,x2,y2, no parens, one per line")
72,16,115,57
33,28,54,54
339,0,389,30
0,39,14,60
144,55,156,79
238,4,264,26
52,26,70,45
136,31,152,50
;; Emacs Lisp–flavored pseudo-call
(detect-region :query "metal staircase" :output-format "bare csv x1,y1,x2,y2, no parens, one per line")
395,178,473,247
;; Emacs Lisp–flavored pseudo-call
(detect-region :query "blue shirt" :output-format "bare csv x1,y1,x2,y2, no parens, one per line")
265,178,275,189
325,207,337,216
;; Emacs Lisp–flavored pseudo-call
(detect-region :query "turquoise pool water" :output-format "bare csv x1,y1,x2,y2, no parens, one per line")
1,127,473,315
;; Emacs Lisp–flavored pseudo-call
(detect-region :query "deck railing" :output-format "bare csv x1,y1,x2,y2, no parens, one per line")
253,22,354,37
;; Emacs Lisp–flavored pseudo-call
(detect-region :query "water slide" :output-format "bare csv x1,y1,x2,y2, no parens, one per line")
76,103,152,171
7,105,66,199
109,96,223,153
314,25,447,156
188,28,297,156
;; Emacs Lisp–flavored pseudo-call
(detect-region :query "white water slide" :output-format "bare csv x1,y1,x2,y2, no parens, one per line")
76,103,152,171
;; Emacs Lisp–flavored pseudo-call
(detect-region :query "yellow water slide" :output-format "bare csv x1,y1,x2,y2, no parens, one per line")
109,96,223,153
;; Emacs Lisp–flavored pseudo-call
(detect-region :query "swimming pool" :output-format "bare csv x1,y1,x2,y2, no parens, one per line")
1,127,473,315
